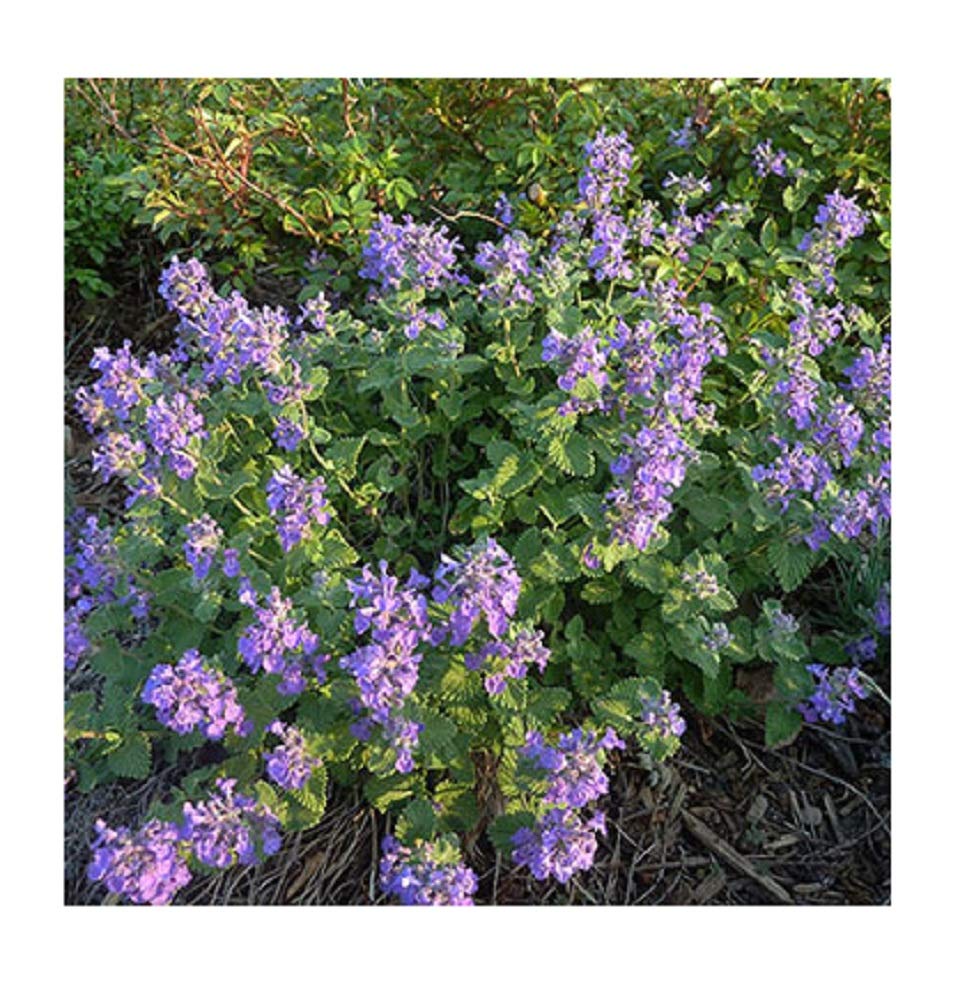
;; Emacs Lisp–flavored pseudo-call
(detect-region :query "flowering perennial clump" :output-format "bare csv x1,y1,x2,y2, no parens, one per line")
69,112,889,908
141,649,249,739
379,836,478,906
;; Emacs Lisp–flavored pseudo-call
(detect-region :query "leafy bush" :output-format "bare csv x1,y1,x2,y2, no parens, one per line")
65,79,890,906
65,144,141,299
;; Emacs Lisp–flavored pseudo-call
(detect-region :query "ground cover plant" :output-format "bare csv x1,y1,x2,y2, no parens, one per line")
64,77,890,906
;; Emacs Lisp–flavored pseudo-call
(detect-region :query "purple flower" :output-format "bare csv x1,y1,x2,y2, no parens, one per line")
511,808,607,884
522,727,625,810
494,193,515,226
541,326,612,416
751,140,788,178
342,561,430,772
578,129,633,209
91,431,145,482
588,209,632,281
183,514,223,580
266,465,330,552
465,627,550,695
797,663,868,726
432,538,521,647
88,818,192,906
141,649,249,739
379,836,477,905
704,622,732,652
346,561,430,643
263,721,321,791
180,778,282,868
222,548,240,578
238,585,321,695
668,117,697,149
475,231,534,307
272,417,305,452
360,213,464,292
399,303,447,340
75,340,151,432
296,291,331,332
640,690,687,738
159,256,216,320
145,392,206,480
64,512,149,670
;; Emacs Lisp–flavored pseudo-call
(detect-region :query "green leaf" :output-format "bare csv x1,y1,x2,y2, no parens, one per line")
327,435,367,479
364,770,422,811
396,797,438,842
581,577,622,605
767,539,815,593
108,731,152,780
760,217,778,253
765,703,803,748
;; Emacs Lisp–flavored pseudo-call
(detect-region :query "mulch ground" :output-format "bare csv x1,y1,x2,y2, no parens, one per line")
64,255,890,907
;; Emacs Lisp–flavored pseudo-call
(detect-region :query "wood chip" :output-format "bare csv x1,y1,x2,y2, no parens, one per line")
764,834,800,852
682,810,793,904
823,793,844,845
747,794,768,825
692,870,728,904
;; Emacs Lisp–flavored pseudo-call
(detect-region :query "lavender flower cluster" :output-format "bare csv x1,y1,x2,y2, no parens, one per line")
180,777,282,868
474,230,534,307
379,836,477,906
797,663,868,725
640,689,687,739
263,720,321,791
64,512,149,671
798,190,869,293
360,213,465,292
237,581,327,695
87,819,191,906
183,514,223,580
141,648,249,739
77,256,325,518
751,139,788,178
88,779,282,905
266,464,330,553
752,273,890,549
342,561,430,773
511,727,624,884
431,537,521,647
464,626,550,696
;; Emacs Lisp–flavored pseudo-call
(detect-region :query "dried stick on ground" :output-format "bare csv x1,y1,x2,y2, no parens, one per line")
682,810,793,904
